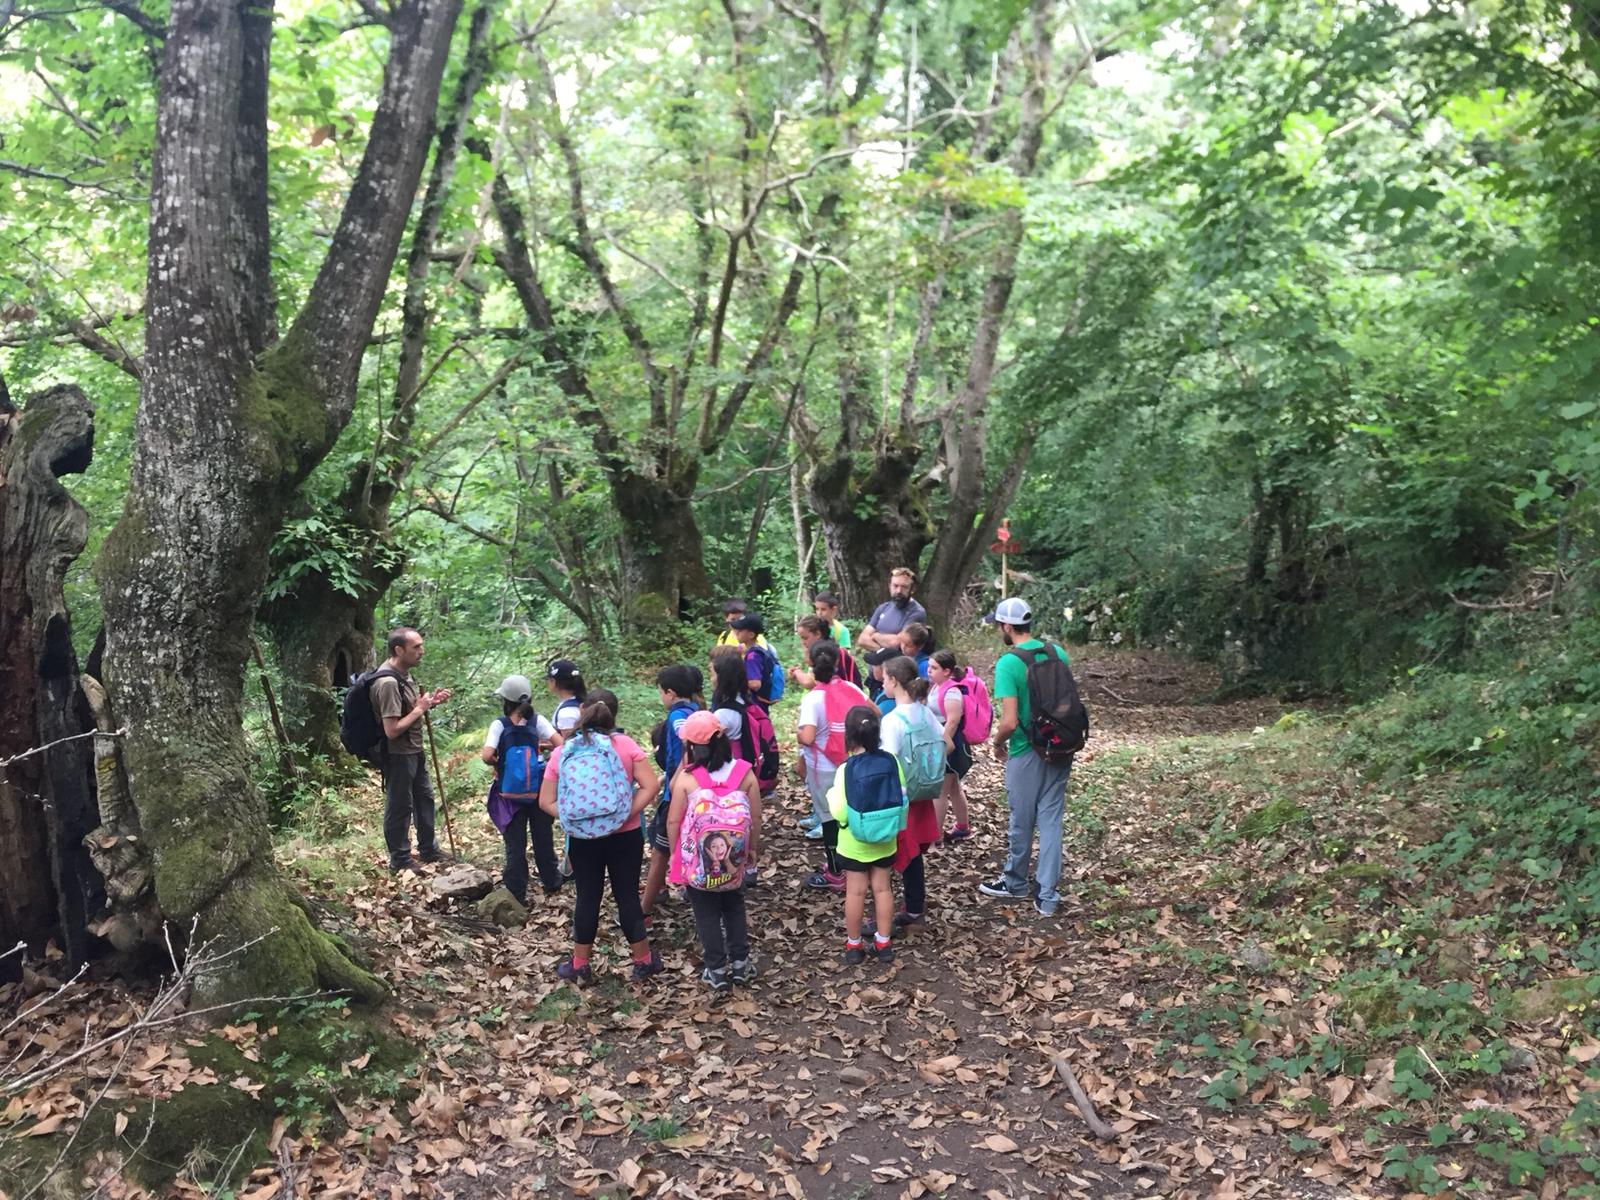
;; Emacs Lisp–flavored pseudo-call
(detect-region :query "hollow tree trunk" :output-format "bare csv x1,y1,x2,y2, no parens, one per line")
615,470,713,623
258,571,382,758
95,0,461,1005
806,439,933,619
0,385,102,977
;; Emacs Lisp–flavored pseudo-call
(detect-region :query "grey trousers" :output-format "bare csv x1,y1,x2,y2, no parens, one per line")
1002,749,1071,906
383,752,437,866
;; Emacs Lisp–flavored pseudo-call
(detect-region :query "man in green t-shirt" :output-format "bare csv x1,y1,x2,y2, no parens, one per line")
978,597,1071,917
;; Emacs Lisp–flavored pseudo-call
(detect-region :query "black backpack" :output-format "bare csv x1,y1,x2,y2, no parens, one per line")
1007,641,1089,764
339,666,401,764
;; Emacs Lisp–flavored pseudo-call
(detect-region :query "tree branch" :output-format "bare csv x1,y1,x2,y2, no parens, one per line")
287,0,466,414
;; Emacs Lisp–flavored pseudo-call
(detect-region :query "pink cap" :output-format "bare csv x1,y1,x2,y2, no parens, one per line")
680,710,724,744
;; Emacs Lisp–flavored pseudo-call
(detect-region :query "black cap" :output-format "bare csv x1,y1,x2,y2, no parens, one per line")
730,613,765,634
547,658,581,682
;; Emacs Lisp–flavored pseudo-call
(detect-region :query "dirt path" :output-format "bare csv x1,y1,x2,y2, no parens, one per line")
276,646,1344,1200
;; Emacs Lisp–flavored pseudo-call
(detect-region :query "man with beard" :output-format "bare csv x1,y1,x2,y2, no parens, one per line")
854,567,927,694
977,597,1071,918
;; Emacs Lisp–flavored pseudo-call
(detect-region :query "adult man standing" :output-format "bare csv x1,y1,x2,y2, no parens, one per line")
977,598,1071,917
854,567,928,689
371,627,453,873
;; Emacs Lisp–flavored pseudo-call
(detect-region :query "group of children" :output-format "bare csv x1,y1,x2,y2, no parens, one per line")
479,595,994,991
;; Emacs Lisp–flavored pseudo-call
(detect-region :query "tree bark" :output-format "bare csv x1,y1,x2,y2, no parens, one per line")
806,435,934,618
96,0,462,1005
258,2,492,754
0,385,103,977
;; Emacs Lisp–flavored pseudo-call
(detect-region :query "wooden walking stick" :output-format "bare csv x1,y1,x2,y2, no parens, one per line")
421,706,458,858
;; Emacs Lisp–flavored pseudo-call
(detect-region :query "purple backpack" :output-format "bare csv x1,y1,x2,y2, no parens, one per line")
555,733,634,839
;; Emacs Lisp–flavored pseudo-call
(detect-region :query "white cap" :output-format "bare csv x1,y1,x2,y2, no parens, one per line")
984,597,1032,625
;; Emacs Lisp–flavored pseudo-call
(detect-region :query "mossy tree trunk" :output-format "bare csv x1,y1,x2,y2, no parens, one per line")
95,0,462,1006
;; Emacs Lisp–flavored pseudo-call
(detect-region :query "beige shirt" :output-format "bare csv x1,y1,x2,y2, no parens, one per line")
370,671,423,756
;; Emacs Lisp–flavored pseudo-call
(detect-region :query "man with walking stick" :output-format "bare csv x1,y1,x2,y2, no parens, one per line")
371,627,454,873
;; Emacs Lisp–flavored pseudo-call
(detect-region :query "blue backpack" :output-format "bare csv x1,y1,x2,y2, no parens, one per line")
841,750,907,844
755,644,785,704
495,720,543,803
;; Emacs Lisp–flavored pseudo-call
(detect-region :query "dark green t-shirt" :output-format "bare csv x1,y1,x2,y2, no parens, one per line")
993,639,1070,757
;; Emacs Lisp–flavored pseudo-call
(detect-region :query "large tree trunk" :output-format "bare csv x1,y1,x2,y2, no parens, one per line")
95,0,461,1005
259,571,382,758
615,470,713,623
807,437,934,618
0,384,102,979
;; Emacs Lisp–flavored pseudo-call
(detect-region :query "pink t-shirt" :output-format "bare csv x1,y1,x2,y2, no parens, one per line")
543,732,649,833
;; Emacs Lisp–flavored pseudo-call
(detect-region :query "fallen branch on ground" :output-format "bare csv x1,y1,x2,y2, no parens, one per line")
1053,1053,1117,1141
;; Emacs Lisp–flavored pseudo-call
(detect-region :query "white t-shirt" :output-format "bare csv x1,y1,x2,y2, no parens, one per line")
713,705,745,742
880,702,942,757
798,687,847,788
484,714,556,751
551,698,582,733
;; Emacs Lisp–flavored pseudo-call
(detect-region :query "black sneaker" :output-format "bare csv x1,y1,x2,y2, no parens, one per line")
630,952,664,982
418,850,456,865
943,825,972,844
892,910,926,928
874,941,895,964
843,944,867,966
388,859,419,875
729,957,757,985
977,877,1023,900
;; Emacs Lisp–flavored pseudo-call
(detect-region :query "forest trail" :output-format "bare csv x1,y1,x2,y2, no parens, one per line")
272,646,1349,1200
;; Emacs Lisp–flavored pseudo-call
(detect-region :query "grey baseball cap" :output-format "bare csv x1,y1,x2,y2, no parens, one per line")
494,674,533,702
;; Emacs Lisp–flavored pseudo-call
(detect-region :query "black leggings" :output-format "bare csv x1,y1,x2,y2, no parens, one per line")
903,852,925,915
570,828,646,945
502,803,561,902
823,819,840,875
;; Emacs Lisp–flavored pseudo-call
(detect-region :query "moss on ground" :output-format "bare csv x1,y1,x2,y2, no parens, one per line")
0,1004,419,1196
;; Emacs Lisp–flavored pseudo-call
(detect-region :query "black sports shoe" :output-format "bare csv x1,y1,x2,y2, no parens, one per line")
843,944,867,965
418,850,456,865
701,966,731,993
977,877,1023,900
630,951,665,982
729,958,757,985
874,941,895,964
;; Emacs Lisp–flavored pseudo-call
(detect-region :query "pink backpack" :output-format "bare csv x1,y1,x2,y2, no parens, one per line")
952,671,993,743
668,762,753,892
819,678,871,765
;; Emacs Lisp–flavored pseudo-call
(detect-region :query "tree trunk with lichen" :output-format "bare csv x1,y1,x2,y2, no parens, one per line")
806,438,934,620
95,0,461,1005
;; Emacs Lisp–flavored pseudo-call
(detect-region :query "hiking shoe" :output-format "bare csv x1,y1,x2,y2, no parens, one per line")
943,825,972,844
418,850,455,865
729,957,757,985
874,942,895,964
977,877,1024,900
1034,900,1058,919
388,859,419,875
804,824,824,840
554,958,591,985
893,910,926,929
630,952,665,982
701,965,732,993
804,870,845,893
743,866,759,889
798,813,820,830
843,945,867,966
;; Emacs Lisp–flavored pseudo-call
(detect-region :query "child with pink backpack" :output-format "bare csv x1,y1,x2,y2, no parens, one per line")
927,650,992,842
666,711,763,992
